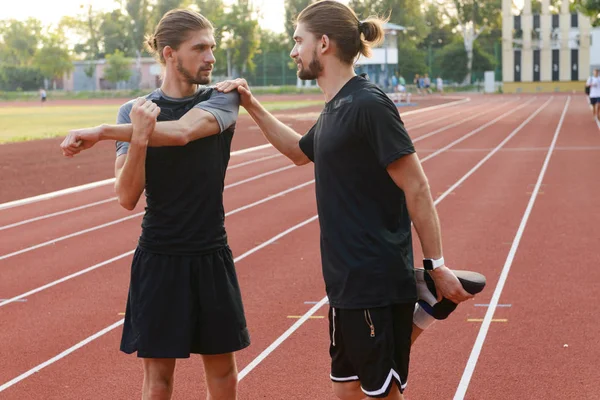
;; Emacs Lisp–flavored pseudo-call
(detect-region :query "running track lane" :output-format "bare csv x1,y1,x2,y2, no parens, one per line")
236,96,568,399
0,96,482,396
0,95,568,398
457,95,600,400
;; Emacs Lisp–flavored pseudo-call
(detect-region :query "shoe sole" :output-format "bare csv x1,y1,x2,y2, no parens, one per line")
418,269,486,320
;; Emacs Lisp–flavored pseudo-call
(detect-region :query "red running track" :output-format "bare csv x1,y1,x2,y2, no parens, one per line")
0,94,597,400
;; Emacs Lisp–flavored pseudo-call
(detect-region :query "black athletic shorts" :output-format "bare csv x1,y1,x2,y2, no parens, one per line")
591,97,600,105
329,303,415,398
120,245,251,358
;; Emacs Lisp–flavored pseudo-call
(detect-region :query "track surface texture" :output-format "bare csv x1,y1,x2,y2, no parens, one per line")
1,93,598,400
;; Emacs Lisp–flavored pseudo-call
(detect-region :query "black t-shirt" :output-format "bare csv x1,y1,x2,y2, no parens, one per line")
115,87,239,255
299,75,417,309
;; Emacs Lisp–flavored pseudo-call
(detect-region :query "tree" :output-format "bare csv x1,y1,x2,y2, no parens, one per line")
195,0,228,76
437,0,502,84
435,39,495,83
104,50,132,86
59,5,103,60
153,0,188,25
575,0,600,25
33,30,73,89
349,0,429,42
100,10,136,57
0,18,42,66
225,0,260,77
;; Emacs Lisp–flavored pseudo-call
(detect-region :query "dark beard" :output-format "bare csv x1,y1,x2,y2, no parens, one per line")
297,49,322,80
176,59,210,85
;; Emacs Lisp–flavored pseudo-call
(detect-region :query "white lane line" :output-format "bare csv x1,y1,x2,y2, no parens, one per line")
0,198,118,231
408,97,515,131
0,98,471,212
235,97,554,380
0,164,296,262
420,97,538,162
238,295,329,381
0,144,275,212
0,154,285,231
0,215,320,393
0,180,316,308
228,154,282,170
412,99,522,143
453,96,570,400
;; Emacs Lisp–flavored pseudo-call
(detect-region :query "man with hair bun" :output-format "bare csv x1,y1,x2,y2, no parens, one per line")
60,9,249,400
216,1,482,399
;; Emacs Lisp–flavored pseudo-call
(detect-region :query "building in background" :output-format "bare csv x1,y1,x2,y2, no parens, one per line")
354,22,405,90
63,58,162,92
502,0,593,93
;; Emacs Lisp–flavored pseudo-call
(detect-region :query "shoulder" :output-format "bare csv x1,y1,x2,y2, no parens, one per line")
353,81,395,112
118,90,158,114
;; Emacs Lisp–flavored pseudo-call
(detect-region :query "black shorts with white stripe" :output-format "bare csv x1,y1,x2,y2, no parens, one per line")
328,303,415,397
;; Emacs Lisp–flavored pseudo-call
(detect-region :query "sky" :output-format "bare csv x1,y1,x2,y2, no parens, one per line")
1,0,289,33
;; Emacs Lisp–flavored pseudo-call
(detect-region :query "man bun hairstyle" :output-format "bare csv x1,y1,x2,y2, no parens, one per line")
297,0,387,64
145,8,213,65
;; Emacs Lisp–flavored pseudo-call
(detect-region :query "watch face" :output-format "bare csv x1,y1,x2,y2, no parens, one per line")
423,259,433,270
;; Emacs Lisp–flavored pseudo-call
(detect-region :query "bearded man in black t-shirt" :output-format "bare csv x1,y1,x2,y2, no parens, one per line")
213,2,483,399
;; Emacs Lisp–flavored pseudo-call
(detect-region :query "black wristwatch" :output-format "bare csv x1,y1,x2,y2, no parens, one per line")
423,257,445,271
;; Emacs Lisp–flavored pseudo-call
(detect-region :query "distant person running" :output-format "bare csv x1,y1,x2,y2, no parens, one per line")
60,9,249,400
586,69,600,120
39,88,47,105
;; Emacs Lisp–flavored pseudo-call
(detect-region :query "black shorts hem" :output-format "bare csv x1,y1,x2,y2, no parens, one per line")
120,246,250,359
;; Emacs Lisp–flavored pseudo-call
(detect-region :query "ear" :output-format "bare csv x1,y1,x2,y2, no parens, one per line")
163,46,174,62
320,34,330,55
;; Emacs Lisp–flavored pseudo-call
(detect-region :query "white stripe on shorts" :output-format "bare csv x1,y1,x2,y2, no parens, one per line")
330,374,360,382
361,368,407,397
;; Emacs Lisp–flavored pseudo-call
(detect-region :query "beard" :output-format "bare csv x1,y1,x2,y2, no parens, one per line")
297,48,323,80
176,59,211,85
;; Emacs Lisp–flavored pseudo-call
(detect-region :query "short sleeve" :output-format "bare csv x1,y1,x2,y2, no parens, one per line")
194,89,240,132
358,92,415,167
299,124,316,162
115,101,134,157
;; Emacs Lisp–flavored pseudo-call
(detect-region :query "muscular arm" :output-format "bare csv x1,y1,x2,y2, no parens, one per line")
244,96,311,165
114,140,147,210
386,153,442,259
100,108,221,146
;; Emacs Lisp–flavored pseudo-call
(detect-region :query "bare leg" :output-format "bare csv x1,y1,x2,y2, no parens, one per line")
332,381,405,400
202,353,238,400
142,358,177,400
411,323,424,345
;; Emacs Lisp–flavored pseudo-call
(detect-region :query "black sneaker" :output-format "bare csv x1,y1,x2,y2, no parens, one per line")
415,268,486,320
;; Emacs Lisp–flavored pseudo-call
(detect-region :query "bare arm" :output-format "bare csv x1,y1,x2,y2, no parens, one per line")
61,106,220,157
114,142,147,210
100,108,221,146
243,96,310,165
387,153,472,303
387,153,442,259
215,79,311,166
113,98,160,210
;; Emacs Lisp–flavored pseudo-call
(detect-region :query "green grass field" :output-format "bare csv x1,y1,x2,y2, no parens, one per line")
0,100,323,143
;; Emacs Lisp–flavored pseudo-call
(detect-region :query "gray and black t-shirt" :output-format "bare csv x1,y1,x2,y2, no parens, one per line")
115,87,240,255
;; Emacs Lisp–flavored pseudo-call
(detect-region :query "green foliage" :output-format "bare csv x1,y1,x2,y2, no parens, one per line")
0,19,42,66
33,31,73,82
396,41,427,81
349,0,429,42
434,40,495,83
225,0,261,76
0,66,44,91
104,50,132,85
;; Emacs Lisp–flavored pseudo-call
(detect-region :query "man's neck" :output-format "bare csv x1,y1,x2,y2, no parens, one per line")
160,72,199,98
317,62,357,103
